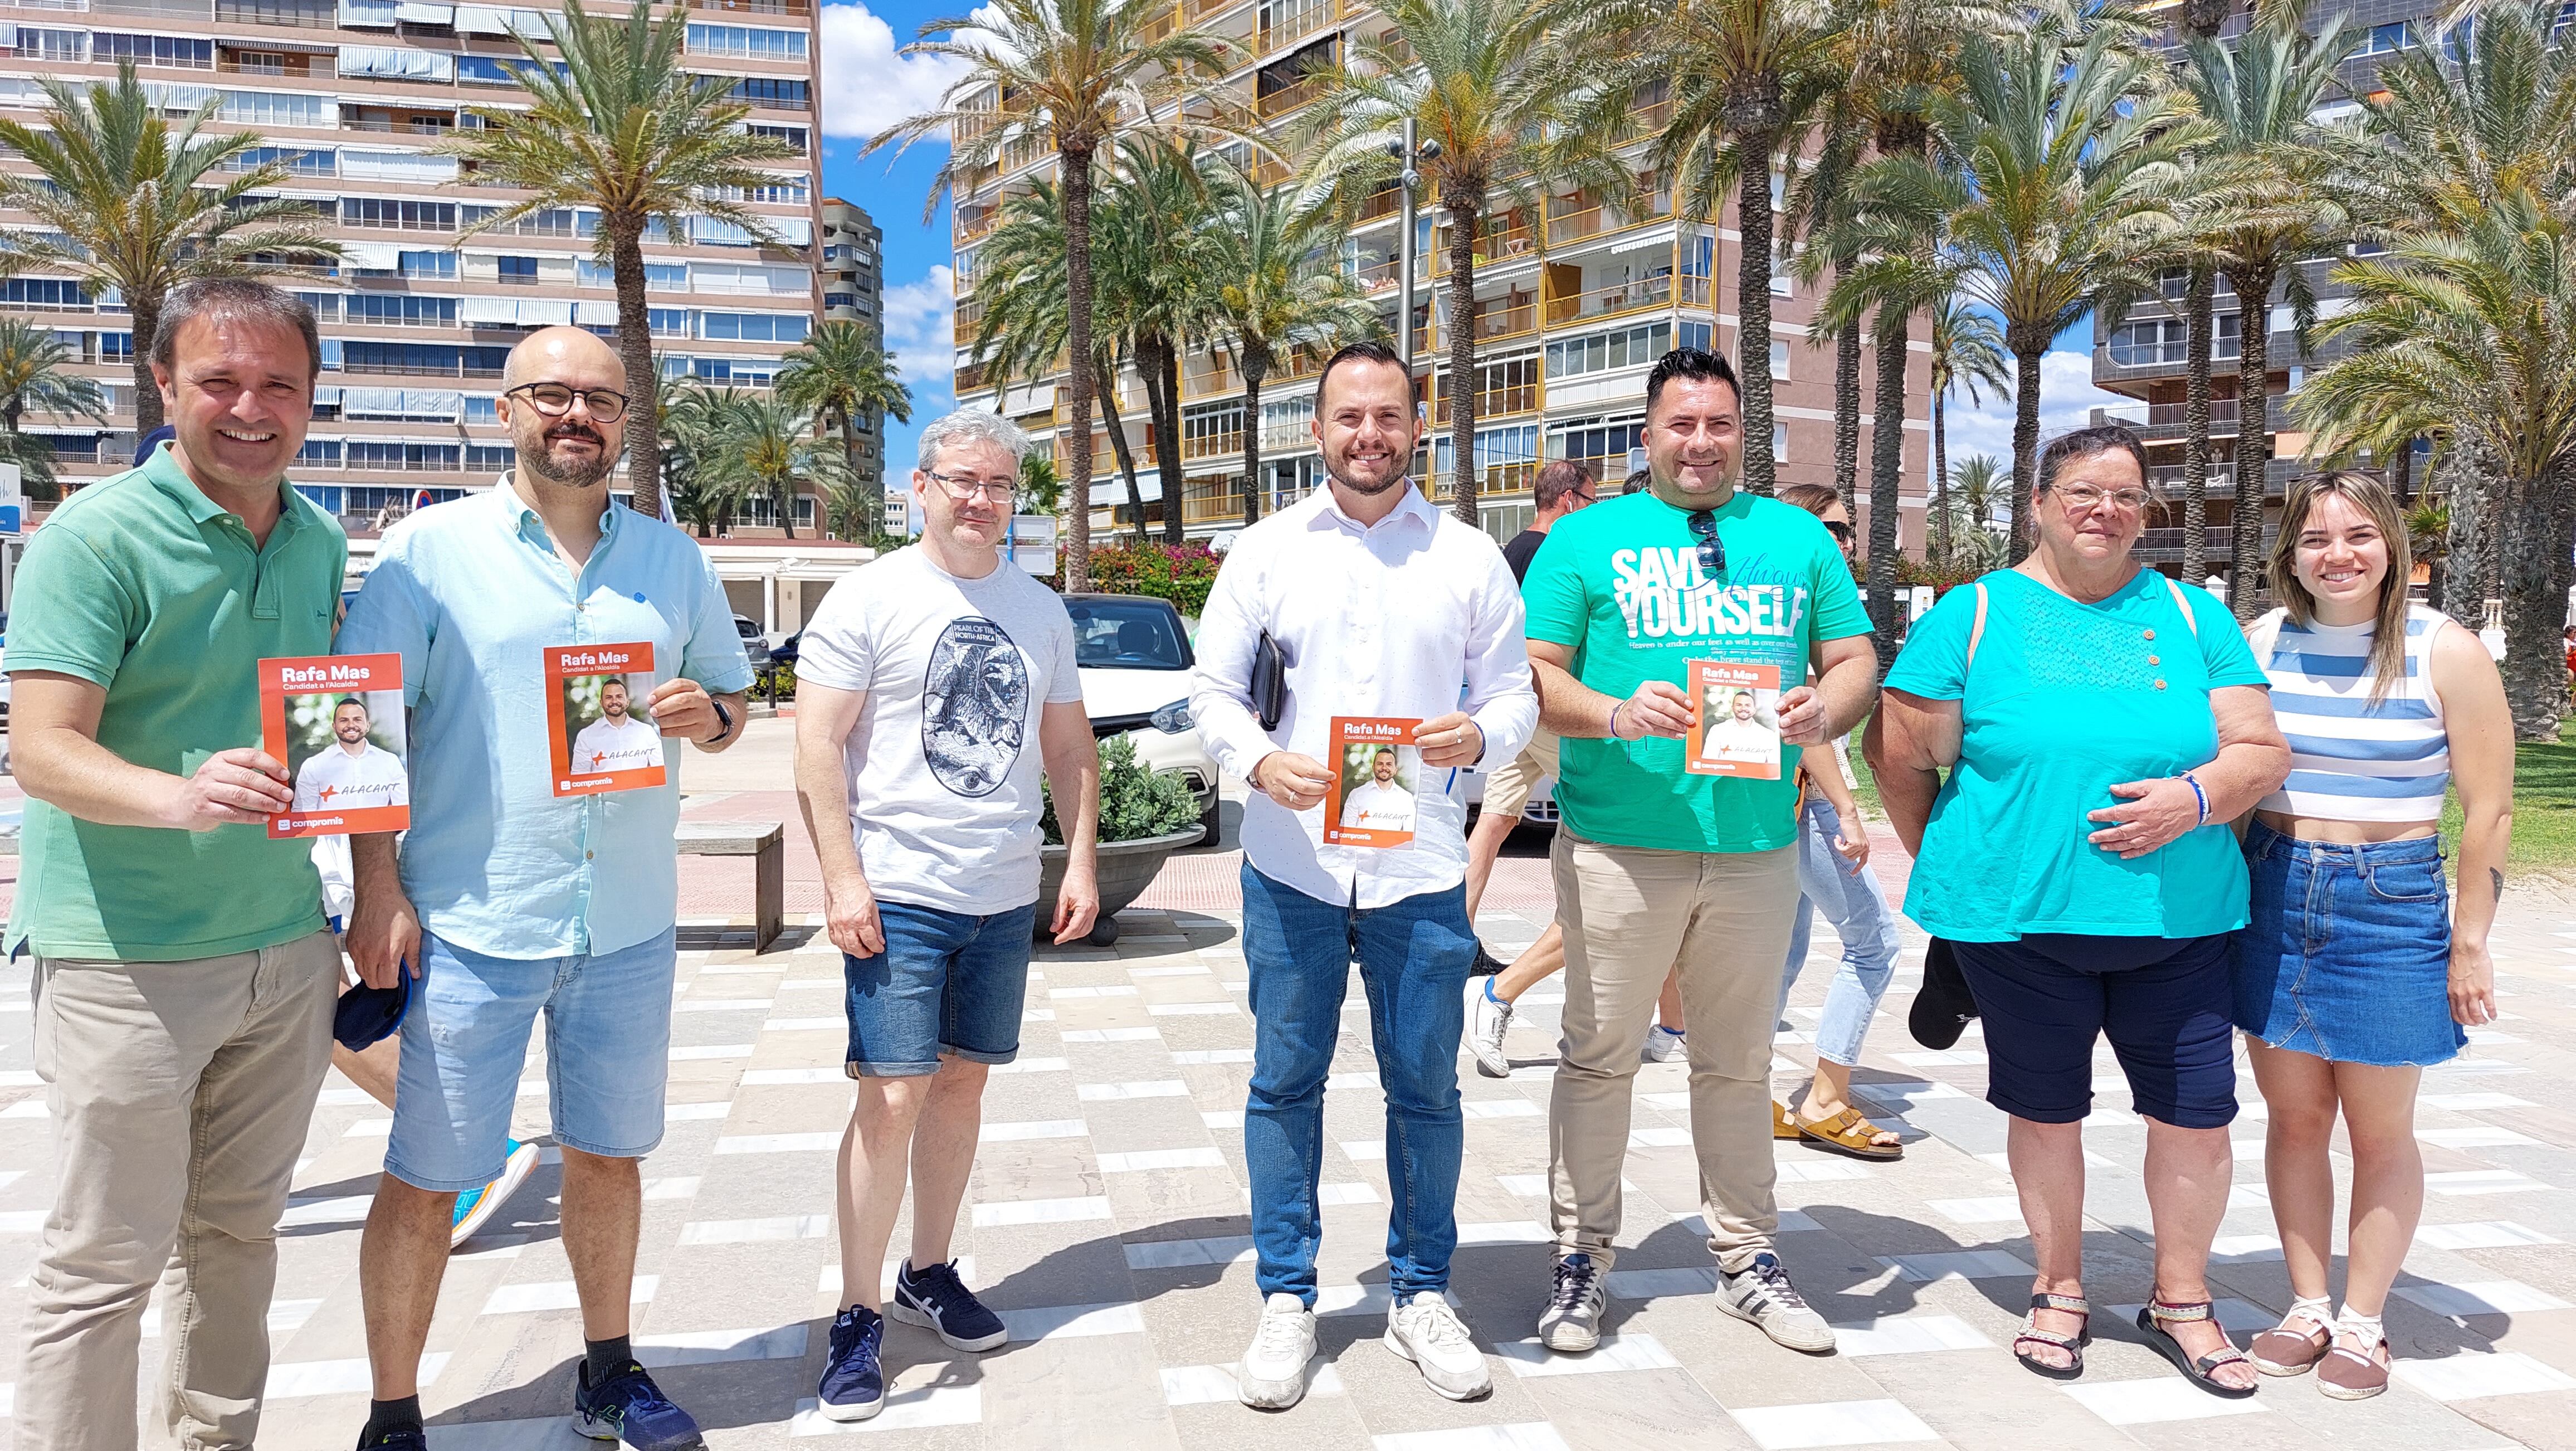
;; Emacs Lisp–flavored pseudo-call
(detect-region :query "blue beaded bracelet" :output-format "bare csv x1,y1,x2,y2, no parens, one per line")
2180,771,2209,826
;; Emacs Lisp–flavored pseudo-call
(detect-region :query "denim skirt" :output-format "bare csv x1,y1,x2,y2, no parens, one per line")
2232,821,2466,1067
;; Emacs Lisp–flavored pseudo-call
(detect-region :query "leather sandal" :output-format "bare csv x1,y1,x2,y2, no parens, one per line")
1773,1100,1802,1140
2317,1321,2392,1400
2013,1292,2091,1380
1794,1105,1904,1161
2248,1302,2333,1376
2136,1297,2260,1398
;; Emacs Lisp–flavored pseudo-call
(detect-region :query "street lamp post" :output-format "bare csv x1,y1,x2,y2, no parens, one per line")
1391,121,1440,372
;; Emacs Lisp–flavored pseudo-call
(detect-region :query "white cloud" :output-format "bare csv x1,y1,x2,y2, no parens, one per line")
882,264,955,364
820,2,978,141
1940,348,2133,480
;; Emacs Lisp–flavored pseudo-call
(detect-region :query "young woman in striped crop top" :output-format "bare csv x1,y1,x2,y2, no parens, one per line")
2234,471,2515,1402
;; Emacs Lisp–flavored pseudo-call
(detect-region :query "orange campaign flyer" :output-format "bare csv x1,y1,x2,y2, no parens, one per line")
1685,659,1783,779
1323,715,1424,848
261,653,409,839
545,641,667,797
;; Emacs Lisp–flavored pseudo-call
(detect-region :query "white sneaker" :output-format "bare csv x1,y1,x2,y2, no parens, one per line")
1384,1291,1491,1400
1642,1025,1689,1063
1536,1253,1606,1352
1718,1252,1836,1352
1237,1292,1316,1409
1468,981,1515,1078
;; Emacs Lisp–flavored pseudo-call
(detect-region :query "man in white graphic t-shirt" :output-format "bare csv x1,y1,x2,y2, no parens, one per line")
569,676,665,774
1338,747,1416,831
294,698,409,812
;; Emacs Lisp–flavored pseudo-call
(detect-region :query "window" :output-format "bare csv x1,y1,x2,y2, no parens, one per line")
464,444,515,473
348,293,457,326
1549,415,1647,476
724,76,808,109
342,341,505,375
697,310,807,343
684,22,806,58
94,33,218,67
347,441,462,471
457,55,521,85
222,145,335,177
497,255,540,285
344,197,457,230
296,439,343,467
1,279,93,309
464,395,499,423
1545,320,1674,380
1065,598,1191,670
747,123,808,154
1680,320,1712,353
1432,423,1539,492
215,90,328,127
462,205,592,238
2359,20,2416,53
1772,423,1789,462
823,293,860,311
649,308,690,337
399,250,457,279
646,262,687,290
1769,339,1790,379
103,332,135,362
2107,315,2240,366
217,0,336,24
18,28,89,62
292,291,341,322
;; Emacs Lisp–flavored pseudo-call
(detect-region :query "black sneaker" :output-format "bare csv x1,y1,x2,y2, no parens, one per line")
889,1257,1009,1351
1909,938,1979,1050
355,1429,428,1451
1469,943,1509,977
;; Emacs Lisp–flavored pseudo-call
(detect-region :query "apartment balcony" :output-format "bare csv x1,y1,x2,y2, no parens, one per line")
2135,524,2276,565
955,204,1001,244
1255,75,1325,120
1545,187,1672,249
1355,183,1403,225
1422,461,1536,503
1255,0,1349,60
688,0,816,14
1136,3,1178,43
1424,299,1536,350
1181,479,1245,524
1183,0,1242,22
1427,379,1539,421
1544,271,1674,327
1431,212,1535,274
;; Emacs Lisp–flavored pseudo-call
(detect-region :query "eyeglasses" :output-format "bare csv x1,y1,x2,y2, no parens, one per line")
2052,483,2151,513
1687,509,1726,578
924,469,1018,503
1821,519,1853,543
504,382,628,422
1568,490,1598,506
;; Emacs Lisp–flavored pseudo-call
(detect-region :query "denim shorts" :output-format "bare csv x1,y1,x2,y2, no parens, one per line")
385,927,677,1192
1951,932,2239,1128
843,899,1038,1077
2235,821,2464,1068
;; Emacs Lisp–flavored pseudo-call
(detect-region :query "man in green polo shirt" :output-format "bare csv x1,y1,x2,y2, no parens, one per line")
1519,349,1877,1357
7,279,345,1451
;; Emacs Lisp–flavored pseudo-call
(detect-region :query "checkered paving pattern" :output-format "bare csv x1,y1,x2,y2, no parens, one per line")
7,879,2576,1449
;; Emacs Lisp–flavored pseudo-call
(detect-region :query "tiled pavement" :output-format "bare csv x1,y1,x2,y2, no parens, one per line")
6,856,2576,1449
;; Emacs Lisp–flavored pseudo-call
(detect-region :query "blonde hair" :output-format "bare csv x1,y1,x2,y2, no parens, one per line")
2270,470,2413,704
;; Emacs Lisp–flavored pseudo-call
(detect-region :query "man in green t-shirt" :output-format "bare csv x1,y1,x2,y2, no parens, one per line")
1519,349,1877,1355
6,281,345,1451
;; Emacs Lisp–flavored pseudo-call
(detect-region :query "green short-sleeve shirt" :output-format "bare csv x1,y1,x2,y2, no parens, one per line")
1881,568,2269,942
1521,489,1872,853
5,446,345,961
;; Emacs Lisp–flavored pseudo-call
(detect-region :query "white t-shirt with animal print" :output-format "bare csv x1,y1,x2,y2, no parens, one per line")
795,545,1083,913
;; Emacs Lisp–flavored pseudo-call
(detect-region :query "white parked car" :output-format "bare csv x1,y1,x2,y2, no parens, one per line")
1065,592,1222,845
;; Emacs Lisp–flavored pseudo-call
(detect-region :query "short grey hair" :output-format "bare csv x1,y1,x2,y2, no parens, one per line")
916,409,1031,476
153,279,321,380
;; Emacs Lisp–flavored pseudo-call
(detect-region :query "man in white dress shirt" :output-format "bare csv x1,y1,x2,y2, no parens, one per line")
1191,340,1538,1410
568,677,664,775
293,699,408,813
1337,746,1416,831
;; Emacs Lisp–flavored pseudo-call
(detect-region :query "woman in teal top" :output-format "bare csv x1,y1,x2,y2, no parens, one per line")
1870,425,2289,1396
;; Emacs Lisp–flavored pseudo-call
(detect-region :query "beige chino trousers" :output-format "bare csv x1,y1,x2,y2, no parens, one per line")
1547,831,1799,1274
19,931,339,1451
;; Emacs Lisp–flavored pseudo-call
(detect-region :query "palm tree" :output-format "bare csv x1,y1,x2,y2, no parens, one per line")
777,320,914,534
1840,24,2199,562
1297,0,1631,525
2168,0,2242,585
2179,8,2362,618
1598,0,1839,496
695,392,853,541
0,319,110,499
1203,165,1380,527
873,0,1241,590
1097,139,1221,546
1924,291,2009,568
0,65,338,436
2295,189,2576,740
443,0,797,522
658,379,738,536
1947,451,2010,565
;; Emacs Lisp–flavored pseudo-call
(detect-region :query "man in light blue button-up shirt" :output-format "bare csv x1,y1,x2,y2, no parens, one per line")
335,327,752,1451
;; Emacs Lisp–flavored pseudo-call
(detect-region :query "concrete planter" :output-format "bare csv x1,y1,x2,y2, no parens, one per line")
1036,828,1200,947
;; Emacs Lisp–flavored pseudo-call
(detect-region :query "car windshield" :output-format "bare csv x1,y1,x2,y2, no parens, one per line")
1068,598,1188,670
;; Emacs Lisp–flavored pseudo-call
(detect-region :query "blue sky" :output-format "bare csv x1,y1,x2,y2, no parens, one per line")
816,2,2125,489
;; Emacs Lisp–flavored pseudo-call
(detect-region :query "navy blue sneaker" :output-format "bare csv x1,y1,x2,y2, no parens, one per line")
571,1359,705,1450
354,1429,428,1451
889,1258,1008,1351
818,1304,886,1422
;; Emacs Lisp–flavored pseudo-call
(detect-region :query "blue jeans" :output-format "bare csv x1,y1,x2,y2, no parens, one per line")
843,899,1040,1077
1776,798,1902,1067
1240,865,1476,1306
2235,822,2463,1067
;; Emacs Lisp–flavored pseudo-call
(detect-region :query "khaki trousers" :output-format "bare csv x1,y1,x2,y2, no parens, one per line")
19,931,340,1451
1548,831,1798,1273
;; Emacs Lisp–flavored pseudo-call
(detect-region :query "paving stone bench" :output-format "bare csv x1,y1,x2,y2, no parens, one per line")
676,820,784,953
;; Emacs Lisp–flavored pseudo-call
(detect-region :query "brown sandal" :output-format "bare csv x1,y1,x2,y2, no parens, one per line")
2317,1321,2391,1400
1773,1100,1802,1140
1795,1106,1904,1161
2248,1302,2333,1376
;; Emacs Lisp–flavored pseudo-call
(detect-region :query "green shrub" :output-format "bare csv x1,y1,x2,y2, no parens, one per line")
1051,542,1223,616
1041,734,1202,845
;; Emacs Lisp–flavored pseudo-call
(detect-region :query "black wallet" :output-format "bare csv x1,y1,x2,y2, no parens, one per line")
1251,629,1287,731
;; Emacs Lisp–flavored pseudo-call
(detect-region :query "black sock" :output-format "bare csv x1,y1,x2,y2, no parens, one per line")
359,1396,422,1445
585,1335,634,1383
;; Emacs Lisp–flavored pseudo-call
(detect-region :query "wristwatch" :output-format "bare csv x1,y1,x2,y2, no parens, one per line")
706,698,735,745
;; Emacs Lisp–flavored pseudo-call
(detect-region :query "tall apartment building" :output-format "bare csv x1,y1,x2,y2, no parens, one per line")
946,7,1932,549
818,194,889,503
2090,0,2434,580
0,0,823,532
